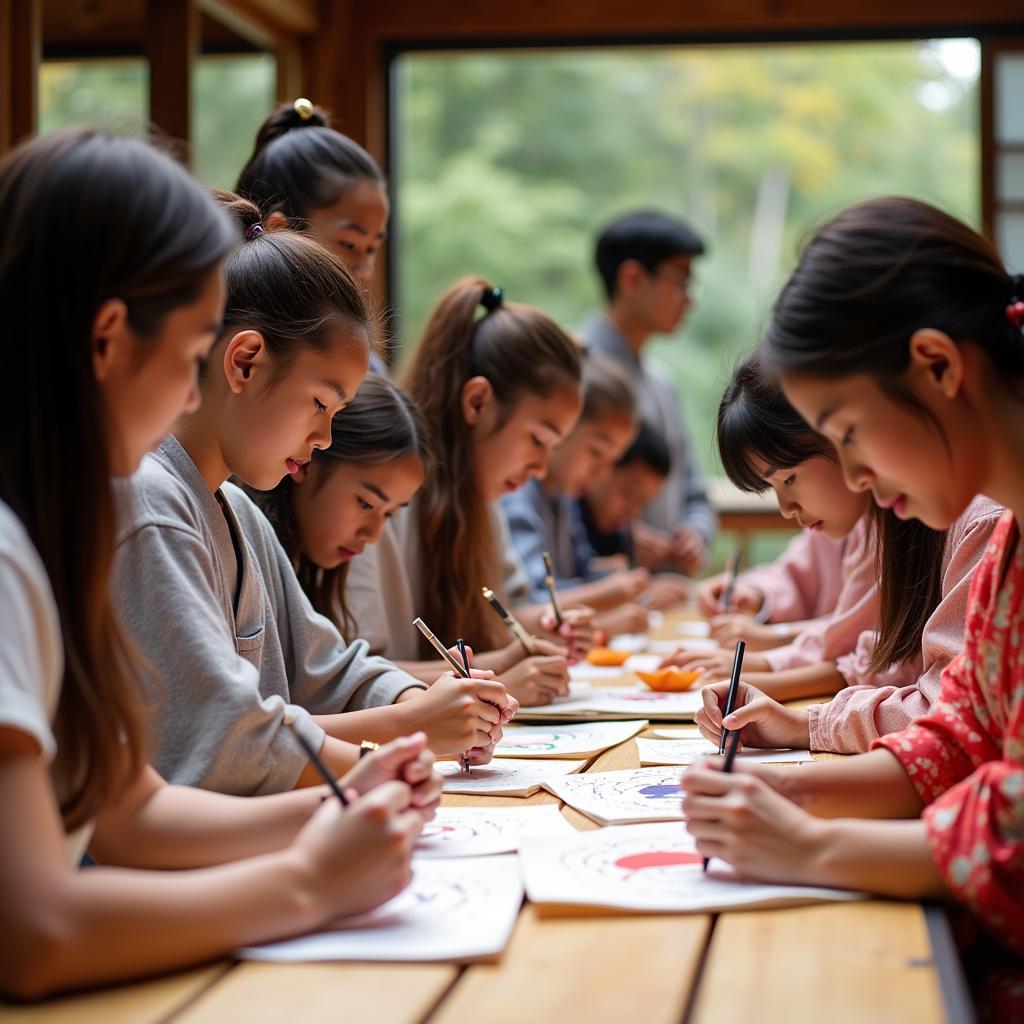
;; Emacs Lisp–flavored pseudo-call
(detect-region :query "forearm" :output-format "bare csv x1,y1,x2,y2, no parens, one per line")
13,850,316,999
555,578,621,611
295,731,360,783
773,747,924,819
745,663,846,702
810,818,946,899
313,704,414,747
91,783,324,870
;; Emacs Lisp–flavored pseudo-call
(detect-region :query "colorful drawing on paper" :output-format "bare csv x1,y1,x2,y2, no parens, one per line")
494,720,647,759
437,757,586,796
543,766,687,824
519,823,864,914
414,805,574,859
238,855,524,963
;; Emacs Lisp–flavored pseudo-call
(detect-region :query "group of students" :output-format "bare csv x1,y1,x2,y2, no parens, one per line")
0,97,1021,1015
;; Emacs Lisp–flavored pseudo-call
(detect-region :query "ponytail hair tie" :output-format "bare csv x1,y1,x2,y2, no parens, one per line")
480,286,504,313
1007,273,1024,330
293,97,315,121
244,222,264,241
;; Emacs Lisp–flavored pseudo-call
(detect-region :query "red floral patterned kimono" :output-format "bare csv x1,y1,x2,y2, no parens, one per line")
875,511,1024,1019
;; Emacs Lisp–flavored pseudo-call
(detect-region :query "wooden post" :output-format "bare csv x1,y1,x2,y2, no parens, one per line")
0,0,41,153
146,0,199,164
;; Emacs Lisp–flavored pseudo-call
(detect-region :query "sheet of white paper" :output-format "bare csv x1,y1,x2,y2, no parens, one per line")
414,805,576,859
437,757,586,796
652,727,703,739
609,635,682,655
239,856,523,962
569,663,627,682
517,684,701,722
636,738,816,766
520,823,863,914
676,621,711,638
625,654,661,672
494,720,648,759
544,766,687,824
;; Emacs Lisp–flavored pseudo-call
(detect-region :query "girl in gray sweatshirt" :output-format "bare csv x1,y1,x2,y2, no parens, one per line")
112,194,514,797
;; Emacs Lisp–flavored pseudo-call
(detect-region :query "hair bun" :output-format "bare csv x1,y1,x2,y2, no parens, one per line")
252,100,329,151
210,188,263,239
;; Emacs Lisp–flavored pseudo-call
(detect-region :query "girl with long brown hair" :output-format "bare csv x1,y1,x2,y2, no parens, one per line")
346,277,592,705
0,129,439,999
252,374,431,637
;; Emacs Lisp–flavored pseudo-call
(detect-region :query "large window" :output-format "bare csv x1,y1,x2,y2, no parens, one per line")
394,40,979,474
39,53,275,189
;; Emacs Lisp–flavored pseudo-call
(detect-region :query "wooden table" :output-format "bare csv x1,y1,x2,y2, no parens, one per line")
2,611,973,1024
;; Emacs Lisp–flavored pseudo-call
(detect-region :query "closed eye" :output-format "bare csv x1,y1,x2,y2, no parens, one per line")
357,497,373,511
783,474,795,487
841,427,855,446
315,398,328,414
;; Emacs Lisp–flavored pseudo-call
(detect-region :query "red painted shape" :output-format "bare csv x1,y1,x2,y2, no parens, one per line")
614,850,702,871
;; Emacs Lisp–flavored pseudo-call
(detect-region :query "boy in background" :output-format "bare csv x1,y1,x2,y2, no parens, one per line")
581,210,716,573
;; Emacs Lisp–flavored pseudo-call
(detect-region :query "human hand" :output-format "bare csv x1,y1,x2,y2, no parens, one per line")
670,525,706,575
339,732,441,821
501,654,570,706
632,521,673,569
693,679,809,750
697,574,764,617
708,614,789,651
658,647,770,675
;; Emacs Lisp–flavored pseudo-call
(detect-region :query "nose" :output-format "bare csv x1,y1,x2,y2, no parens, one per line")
838,450,873,493
310,418,332,452
362,511,386,545
776,492,800,521
528,449,550,481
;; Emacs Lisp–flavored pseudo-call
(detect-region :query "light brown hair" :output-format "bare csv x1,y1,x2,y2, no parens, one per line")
402,277,582,655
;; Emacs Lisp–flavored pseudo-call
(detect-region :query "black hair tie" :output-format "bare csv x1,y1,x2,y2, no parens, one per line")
479,286,504,313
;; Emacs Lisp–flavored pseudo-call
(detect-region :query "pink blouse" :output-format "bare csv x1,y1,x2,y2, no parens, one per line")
761,516,877,673
740,528,846,623
808,496,1003,753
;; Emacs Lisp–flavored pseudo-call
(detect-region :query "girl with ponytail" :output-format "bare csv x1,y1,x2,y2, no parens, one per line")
236,99,391,369
682,198,1024,1014
110,198,513,799
346,277,593,706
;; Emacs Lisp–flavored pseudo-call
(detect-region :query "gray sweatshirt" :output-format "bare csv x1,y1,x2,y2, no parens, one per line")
111,436,424,796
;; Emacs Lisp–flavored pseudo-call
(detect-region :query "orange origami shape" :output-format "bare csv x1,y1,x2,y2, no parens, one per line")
586,647,631,667
635,668,702,691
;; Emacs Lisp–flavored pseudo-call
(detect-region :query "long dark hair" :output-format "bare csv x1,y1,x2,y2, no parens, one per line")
212,191,375,375
403,277,583,654
757,197,1010,672
235,100,385,227
761,196,1023,386
717,356,835,494
0,130,235,829
252,376,431,638
718,356,943,670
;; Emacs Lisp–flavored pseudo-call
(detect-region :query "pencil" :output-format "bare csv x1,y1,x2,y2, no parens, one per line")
456,638,472,774
283,712,348,807
542,551,565,628
720,547,743,612
413,616,471,678
718,639,746,755
481,586,538,654
702,727,742,871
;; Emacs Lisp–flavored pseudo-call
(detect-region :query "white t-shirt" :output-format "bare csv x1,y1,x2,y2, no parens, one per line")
0,500,92,864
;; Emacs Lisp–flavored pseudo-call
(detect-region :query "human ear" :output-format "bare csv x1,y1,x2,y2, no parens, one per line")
616,259,645,298
264,210,289,232
460,376,493,426
908,328,963,399
91,298,130,382
222,330,267,394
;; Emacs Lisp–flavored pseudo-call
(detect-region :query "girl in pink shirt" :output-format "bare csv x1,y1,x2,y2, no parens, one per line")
665,358,998,722
698,527,846,650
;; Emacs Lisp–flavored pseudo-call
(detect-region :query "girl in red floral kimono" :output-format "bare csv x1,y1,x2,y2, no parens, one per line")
681,196,1024,1021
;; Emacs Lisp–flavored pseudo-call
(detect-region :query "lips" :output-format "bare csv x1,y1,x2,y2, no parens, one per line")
336,546,361,561
286,456,310,475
